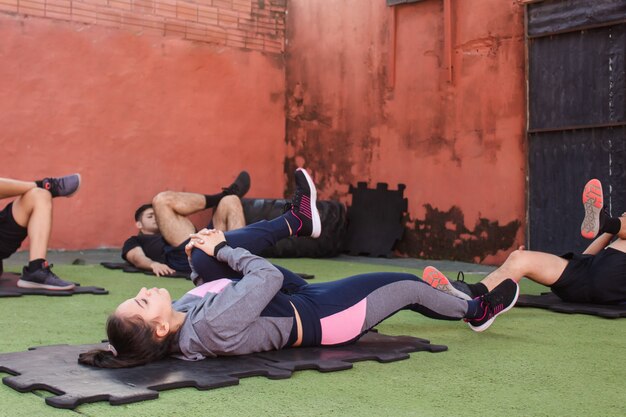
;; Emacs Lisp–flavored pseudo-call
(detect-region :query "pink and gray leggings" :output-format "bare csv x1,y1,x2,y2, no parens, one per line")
190,215,473,347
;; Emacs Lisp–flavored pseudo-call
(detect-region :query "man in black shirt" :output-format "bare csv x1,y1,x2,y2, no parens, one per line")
122,171,250,276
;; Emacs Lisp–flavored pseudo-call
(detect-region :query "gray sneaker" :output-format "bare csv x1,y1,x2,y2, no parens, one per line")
422,266,472,300
450,271,474,299
17,264,76,290
40,174,81,198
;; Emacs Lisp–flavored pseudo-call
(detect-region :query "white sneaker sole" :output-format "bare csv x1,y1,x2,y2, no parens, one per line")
56,173,82,198
17,279,76,291
439,282,472,301
297,168,321,238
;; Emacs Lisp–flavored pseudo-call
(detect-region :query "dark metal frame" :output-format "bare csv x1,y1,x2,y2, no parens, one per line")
525,0,626,253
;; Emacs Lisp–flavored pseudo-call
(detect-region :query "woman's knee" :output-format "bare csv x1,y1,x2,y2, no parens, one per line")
191,248,215,276
190,247,241,281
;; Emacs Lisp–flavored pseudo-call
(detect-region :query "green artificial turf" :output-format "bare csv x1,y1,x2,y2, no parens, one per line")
0,260,625,417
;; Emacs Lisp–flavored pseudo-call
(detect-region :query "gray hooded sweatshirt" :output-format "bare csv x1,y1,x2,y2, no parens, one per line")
173,246,295,360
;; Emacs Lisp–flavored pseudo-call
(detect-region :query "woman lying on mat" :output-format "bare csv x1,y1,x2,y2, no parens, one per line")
423,179,626,306
79,169,518,368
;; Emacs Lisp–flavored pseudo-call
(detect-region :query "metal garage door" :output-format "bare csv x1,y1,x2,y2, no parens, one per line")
527,0,626,253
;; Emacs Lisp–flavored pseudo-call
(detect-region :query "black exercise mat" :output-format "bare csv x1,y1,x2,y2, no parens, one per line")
100,261,142,272
100,262,190,279
100,262,314,280
0,331,446,409
0,273,108,297
517,292,626,319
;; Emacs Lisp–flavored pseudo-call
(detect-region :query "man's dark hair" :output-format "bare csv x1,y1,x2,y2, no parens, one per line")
134,204,153,222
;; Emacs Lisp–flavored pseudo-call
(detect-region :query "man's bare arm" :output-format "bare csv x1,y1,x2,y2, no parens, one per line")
125,246,176,276
582,233,613,255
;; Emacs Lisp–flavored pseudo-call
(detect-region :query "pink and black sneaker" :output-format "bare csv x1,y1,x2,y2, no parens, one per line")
286,168,321,238
466,279,519,332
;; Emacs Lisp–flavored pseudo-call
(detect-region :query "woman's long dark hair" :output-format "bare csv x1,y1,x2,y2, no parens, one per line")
78,313,180,368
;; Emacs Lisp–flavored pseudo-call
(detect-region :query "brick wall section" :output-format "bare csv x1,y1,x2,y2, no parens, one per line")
0,0,285,53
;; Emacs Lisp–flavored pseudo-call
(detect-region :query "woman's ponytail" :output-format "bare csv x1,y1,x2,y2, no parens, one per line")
78,313,179,368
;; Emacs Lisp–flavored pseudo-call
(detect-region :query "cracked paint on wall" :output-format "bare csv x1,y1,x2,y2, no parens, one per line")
285,0,526,264
396,204,521,263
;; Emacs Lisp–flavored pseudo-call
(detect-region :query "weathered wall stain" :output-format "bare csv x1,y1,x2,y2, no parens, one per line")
285,80,363,198
458,36,501,58
396,204,521,263
285,0,527,264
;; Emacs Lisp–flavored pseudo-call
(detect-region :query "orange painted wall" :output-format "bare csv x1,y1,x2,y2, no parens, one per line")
284,0,527,264
1,0,527,264
0,13,286,250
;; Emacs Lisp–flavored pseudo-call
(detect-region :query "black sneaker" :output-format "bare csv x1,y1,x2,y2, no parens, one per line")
17,263,76,291
222,171,251,198
40,174,81,198
286,168,321,238
465,279,519,332
450,271,474,299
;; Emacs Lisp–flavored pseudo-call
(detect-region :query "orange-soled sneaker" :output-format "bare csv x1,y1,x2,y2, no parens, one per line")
581,179,604,239
422,266,471,301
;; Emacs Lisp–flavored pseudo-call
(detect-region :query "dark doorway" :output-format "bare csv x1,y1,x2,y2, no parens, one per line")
526,0,626,254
